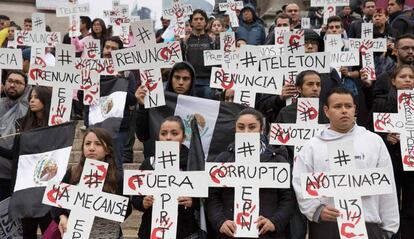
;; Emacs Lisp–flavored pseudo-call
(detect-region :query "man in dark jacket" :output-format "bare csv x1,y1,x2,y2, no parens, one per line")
236,4,266,45
183,9,217,99
388,0,414,37
348,0,376,38
374,33,414,97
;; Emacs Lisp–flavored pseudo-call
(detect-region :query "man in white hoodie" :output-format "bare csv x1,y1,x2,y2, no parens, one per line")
292,87,399,239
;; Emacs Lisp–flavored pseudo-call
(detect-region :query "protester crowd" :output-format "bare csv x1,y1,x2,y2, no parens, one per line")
0,0,413,238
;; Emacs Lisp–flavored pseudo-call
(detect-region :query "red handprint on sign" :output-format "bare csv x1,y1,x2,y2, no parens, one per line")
271,124,290,144
151,217,174,239
305,173,325,197
298,100,318,122
235,202,256,228
340,211,364,238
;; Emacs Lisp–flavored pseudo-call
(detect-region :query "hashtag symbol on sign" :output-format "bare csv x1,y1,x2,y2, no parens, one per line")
237,142,256,157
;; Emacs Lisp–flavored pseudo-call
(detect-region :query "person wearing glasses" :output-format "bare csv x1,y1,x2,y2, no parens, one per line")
0,70,30,201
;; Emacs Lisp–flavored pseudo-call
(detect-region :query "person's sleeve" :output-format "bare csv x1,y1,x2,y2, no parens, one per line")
265,29,275,45
292,143,328,221
0,146,13,159
0,28,8,47
347,21,356,38
376,137,400,234
126,73,138,107
392,19,409,37
205,187,227,232
260,27,266,45
135,105,150,142
269,187,296,233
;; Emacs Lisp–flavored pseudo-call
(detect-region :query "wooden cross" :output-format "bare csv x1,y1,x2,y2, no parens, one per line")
43,159,129,239
299,139,394,239
124,141,208,238
349,23,387,81
55,0,90,37
325,34,360,77
203,31,238,69
28,44,83,125
373,90,414,171
219,0,244,28
206,133,291,237
269,98,326,160
74,38,117,106
111,19,183,108
162,0,193,38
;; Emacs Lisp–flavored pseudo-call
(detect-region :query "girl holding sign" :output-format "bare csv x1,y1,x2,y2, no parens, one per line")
132,116,202,239
52,128,131,238
0,86,53,238
206,108,296,238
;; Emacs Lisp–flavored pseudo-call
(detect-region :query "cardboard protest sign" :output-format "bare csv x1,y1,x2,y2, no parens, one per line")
43,159,129,239
28,44,82,125
210,66,283,107
0,48,23,93
373,90,414,170
206,133,290,237
124,141,208,239
284,30,305,55
162,0,193,38
300,140,394,239
203,32,238,68
56,2,90,37
349,24,386,81
112,19,183,108
0,198,22,239
269,98,326,158
219,0,243,28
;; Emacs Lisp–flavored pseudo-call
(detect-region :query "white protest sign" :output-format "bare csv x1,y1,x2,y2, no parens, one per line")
284,30,305,55
0,48,23,94
112,19,183,108
28,44,82,125
300,140,393,239
274,27,289,55
219,0,243,28
56,2,90,38
31,12,46,31
163,0,193,38
311,0,349,6
349,23,386,81
373,90,414,170
301,18,311,29
43,159,129,239
325,34,359,71
207,133,290,237
210,66,282,106
56,3,90,17
0,198,22,239
269,98,326,158
124,141,208,239
203,32,238,68
82,38,101,59
14,31,61,47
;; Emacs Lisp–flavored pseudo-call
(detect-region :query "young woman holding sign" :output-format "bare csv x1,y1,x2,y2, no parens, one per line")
131,116,201,239
368,64,414,239
206,108,296,239
52,127,131,238
0,85,53,238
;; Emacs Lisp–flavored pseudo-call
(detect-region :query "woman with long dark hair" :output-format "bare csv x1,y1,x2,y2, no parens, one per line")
71,18,109,56
0,85,53,238
53,127,130,238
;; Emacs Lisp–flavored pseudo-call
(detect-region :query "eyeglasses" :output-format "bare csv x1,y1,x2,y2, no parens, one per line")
6,78,25,86
398,46,414,51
